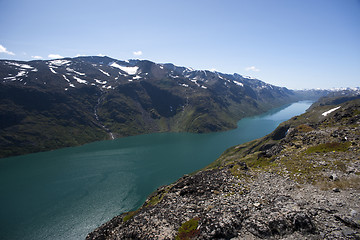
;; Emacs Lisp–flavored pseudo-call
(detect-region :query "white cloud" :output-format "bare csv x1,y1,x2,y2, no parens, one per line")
245,66,260,72
133,50,142,56
48,54,64,59
32,55,43,59
0,44,15,55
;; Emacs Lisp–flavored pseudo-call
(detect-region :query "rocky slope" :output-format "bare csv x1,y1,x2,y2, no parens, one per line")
87,96,360,239
0,56,325,158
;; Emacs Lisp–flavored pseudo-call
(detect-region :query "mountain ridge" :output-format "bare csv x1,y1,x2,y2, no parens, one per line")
0,56,335,158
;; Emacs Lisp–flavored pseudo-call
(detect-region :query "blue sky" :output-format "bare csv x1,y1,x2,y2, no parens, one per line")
0,0,359,89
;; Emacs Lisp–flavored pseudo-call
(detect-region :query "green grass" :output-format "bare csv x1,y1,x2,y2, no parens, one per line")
146,194,162,206
146,185,173,207
296,124,314,133
305,142,351,154
122,210,139,222
175,218,200,240
353,109,360,116
247,156,275,169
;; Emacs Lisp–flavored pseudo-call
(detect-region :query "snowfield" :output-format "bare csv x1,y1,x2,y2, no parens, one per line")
98,69,110,76
73,76,87,84
109,62,138,75
233,81,244,87
49,60,71,66
322,106,341,116
6,61,34,69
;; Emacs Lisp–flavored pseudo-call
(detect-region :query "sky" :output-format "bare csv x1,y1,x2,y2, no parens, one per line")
0,0,359,89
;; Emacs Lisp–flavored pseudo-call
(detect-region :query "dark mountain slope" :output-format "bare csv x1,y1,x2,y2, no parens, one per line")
87,96,360,240
0,84,107,157
0,56,329,157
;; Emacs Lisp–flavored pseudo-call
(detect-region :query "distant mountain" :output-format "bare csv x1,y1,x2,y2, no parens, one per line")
0,56,330,158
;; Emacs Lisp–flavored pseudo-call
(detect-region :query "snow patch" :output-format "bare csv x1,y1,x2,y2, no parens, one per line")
243,75,256,80
62,75,70,82
6,61,33,69
179,83,189,87
15,70,27,77
322,106,341,116
132,75,142,80
3,76,16,81
95,79,107,85
190,79,200,87
233,81,244,87
201,85,207,89
49,60,71,66
73,76,87,84
49,67,57,74
4,70,27,81
98,69,110,76
66,67,85,76
109,62,138,75
169,74,179,78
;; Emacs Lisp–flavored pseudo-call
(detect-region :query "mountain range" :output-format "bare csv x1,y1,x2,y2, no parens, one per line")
0,56,346,158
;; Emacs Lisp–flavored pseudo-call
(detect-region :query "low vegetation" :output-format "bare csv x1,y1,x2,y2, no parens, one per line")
305,142,351,153
175,218,200,240
122,210,139,223
212,98,360,189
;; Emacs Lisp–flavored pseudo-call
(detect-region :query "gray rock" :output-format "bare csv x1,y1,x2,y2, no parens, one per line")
329,174,339,181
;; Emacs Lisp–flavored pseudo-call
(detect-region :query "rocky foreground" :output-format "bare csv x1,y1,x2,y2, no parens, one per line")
87,97,360,240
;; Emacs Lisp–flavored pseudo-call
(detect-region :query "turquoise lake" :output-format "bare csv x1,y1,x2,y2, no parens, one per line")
0,101,313,240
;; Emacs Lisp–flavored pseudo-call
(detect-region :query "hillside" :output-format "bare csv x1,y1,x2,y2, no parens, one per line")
0,56,321,158
87,96,360,239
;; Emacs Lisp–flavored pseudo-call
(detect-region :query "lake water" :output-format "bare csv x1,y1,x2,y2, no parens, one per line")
0,101,312,240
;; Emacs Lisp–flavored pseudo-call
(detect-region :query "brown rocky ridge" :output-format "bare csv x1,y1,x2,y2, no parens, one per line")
87,96,360,240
